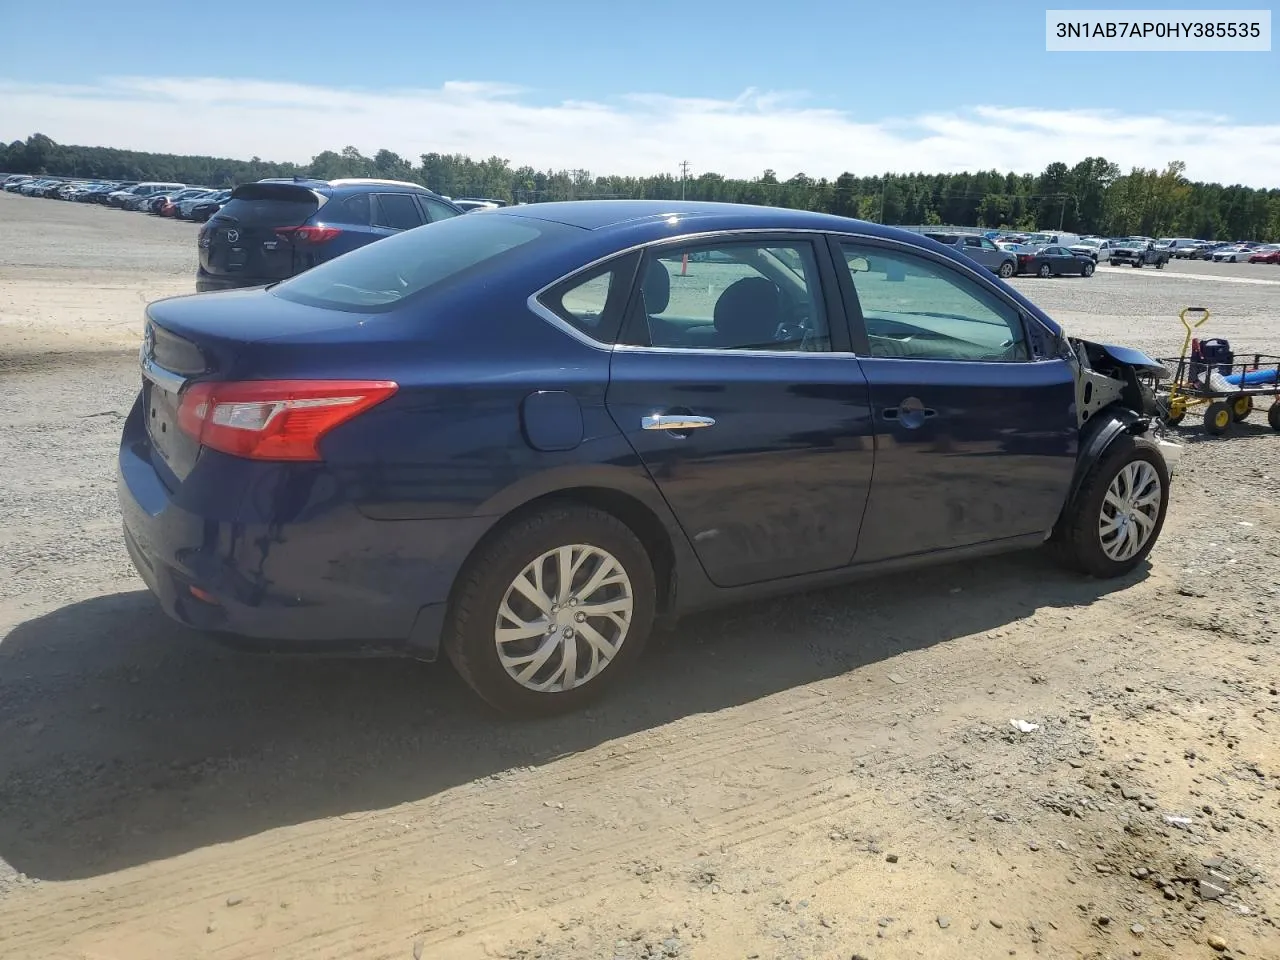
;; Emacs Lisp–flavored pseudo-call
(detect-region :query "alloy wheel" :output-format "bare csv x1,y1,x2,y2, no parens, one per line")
494,544,634,692
1098,461,1162,562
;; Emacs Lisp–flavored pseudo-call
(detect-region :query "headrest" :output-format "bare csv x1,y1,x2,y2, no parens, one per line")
641,260,670,314
713,277,781,347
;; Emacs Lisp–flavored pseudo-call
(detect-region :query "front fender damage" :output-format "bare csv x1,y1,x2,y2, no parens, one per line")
1063,336,1181,476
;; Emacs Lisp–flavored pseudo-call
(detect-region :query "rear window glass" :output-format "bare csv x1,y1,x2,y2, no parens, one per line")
271,213,558,312
216,183,320,225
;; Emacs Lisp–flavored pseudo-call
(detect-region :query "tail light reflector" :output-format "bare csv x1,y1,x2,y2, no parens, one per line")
177,380,398,461
275,225,343,243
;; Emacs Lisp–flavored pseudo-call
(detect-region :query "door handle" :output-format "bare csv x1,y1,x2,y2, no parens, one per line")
883,398,937,429
641,414,716,431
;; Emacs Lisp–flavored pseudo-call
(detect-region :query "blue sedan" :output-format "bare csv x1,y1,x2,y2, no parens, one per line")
118,201,1177,715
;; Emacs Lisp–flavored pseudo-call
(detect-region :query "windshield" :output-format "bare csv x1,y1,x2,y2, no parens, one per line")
273,212,561,312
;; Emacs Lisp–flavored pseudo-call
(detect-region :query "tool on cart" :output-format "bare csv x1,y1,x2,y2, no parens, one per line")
1153,307,1280,436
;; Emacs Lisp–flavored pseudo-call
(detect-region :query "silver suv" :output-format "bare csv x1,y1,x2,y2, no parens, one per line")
923,232,1017,278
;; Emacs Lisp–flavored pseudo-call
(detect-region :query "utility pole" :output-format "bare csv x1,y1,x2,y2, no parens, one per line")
679,160,690,201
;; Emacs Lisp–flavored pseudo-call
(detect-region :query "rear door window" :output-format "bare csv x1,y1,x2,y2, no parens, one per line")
324,193,372,226
373,193,426,231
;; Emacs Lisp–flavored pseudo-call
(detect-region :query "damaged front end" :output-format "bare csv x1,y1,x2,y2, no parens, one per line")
1064,337,1182,472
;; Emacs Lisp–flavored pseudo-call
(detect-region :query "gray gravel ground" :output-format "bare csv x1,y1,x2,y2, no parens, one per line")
1,192,1278,960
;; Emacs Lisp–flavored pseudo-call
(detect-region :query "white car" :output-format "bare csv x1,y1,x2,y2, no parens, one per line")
1212,245,1253,263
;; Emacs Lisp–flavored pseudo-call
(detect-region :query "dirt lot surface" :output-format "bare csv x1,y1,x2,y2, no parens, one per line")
1,191,1278,960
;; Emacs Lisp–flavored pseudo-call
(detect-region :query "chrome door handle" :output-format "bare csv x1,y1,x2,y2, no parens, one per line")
641,414,716,431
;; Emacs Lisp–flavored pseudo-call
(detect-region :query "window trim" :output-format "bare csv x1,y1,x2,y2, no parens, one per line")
830,234,1044,364
524,227,1060,358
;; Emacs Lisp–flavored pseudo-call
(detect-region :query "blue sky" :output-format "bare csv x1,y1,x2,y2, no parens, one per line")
1,0,1276,185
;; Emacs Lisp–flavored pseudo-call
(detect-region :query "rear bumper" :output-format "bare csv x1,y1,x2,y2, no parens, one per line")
195,270,274,293
117,396,495,659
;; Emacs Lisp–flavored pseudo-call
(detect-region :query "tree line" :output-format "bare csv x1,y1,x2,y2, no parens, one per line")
4,133,1278,241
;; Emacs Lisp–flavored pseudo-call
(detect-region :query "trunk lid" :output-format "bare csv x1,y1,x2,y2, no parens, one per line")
199,182,323,283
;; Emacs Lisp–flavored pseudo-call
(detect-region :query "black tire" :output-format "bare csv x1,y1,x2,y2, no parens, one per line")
1049,434,1170,578
1269,403,1280,431
1038,264,1051,278
1082,261,1095,277
1204,401,1233,435
1132,261,1142,268
1156,260,1165,269
1231,396,1253,422
1109,259,1119,267
998,261,1015,279
444,504,657,716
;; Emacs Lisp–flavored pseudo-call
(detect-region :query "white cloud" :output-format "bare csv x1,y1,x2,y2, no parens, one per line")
1,75,1277,188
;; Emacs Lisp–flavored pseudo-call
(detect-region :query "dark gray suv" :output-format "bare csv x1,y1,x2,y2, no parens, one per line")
196,177,464,292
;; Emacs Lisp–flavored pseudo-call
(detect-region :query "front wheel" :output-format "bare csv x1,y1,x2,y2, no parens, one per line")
998,261,1015,279
1081,262,1095,277
444,504,657,716
1132,261,1143,268
1232,396,1253,422
1269,403,1280,431
1049,434,1170,578
1038,264,1051,278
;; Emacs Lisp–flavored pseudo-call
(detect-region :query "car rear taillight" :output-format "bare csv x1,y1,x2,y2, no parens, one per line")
275,225,343,244
177,380,398,461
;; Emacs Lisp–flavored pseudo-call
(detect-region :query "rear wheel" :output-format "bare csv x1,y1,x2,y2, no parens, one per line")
998,261,1015,279
1269,403,1280,431
1109,259,1120,266
1038,264,1051,278
1050,435,1169,578
1204,401,1233,435
1232,396,1253,422
445,504,656,716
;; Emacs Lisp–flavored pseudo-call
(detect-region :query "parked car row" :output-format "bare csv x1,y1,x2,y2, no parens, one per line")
2,174,235,222
926,232,1097,278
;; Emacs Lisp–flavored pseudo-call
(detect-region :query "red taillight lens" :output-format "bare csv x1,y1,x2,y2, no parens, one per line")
275,225,342,243
177,380,398,461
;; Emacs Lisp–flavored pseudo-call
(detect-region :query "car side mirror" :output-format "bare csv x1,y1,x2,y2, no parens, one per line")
847,256,870,273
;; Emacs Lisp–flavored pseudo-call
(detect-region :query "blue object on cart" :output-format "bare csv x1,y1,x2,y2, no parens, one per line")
1225,368,1280,386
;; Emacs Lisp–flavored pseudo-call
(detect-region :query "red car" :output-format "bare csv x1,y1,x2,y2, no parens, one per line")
1247,246,1280,264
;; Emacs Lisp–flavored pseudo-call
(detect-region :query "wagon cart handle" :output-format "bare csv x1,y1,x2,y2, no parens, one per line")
1179,306,1210,331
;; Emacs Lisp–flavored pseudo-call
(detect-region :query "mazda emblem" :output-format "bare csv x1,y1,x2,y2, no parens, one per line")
225,229,239,243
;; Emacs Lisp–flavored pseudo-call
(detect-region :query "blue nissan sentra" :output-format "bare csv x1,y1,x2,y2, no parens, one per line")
118,200,1177,715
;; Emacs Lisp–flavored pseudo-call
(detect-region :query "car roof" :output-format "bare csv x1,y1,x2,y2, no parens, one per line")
255,176,440,193
494,199,923,243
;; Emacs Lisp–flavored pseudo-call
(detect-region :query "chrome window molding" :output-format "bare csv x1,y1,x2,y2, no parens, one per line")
525,226,1061,359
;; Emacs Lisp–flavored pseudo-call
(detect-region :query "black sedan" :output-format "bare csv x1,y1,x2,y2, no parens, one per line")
1019,246,1095,277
